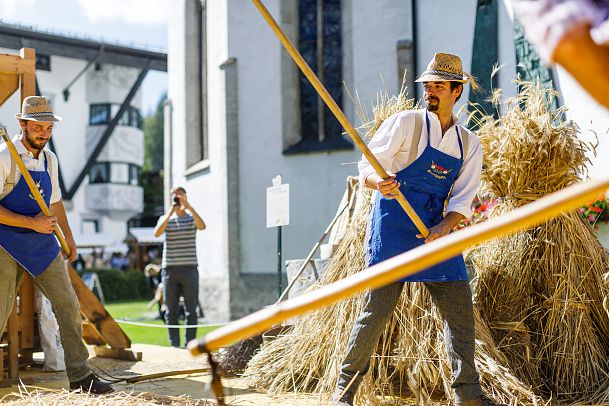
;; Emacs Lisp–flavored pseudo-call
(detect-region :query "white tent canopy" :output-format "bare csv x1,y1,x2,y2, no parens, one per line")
126,227,164,245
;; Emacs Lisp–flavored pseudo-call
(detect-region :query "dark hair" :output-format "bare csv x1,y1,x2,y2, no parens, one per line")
171,186,186,194
450,82,464,101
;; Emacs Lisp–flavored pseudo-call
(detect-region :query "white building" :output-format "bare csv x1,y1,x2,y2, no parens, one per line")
166,0,609,322
0,24,167,255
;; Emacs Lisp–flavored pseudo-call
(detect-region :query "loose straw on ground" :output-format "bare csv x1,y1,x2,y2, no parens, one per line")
0,386,213,406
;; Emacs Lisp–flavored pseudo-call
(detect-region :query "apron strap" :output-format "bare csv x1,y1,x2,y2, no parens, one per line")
459,127,469,161
0,154,17,200
43,150,53,184
444,126,469,214
406,111,424,167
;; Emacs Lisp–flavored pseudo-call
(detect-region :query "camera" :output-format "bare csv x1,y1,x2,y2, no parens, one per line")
173,197,180,206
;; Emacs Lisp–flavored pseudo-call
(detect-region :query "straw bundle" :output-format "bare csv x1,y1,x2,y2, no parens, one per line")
244,85,542,405
471,81,609,403
0,387,212,405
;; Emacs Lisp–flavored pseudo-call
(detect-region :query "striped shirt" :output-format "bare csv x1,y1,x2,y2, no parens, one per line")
159,213,198,267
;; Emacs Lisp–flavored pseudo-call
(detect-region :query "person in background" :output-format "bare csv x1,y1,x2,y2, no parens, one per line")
154,186,206,347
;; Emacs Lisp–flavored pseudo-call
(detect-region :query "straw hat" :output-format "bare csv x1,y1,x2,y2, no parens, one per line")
15,96,62,122
415,53,469,84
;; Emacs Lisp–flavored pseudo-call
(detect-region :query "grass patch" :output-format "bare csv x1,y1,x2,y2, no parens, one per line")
105,300,220,347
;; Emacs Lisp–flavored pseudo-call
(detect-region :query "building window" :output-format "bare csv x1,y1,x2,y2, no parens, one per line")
129,164,140,186
81,219,99,234
90,104,111,126
36,54,51,71
89,104,142,128
186,0,208,167
285,0,351,154
89,162,141,186
89,162,109,184
110,163,129,184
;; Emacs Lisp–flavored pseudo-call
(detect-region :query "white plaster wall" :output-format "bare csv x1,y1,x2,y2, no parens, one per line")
166,0,232,321
349,0,411,112
87,126,144,165
87,65,143,110
227,0,360,274
167,0,229,280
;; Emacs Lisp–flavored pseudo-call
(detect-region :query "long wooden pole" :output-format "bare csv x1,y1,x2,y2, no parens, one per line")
0,127,70,256
250,0,429,237
189,175,609,354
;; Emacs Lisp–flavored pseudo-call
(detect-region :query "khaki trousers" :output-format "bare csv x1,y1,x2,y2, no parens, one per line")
0,247,90,381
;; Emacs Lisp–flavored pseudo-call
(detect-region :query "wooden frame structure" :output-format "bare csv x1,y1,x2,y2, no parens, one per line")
0,48,36,386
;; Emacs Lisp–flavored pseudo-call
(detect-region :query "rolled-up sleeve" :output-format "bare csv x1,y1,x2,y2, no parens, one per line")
445,133,482,218
357,112,409,187
49,153,62,204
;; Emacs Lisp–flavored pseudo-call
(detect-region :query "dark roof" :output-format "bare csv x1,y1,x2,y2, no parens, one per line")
0,22,167,71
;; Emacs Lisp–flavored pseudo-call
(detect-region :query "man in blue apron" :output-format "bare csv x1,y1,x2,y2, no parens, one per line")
333,54,504,406
0,96,112,394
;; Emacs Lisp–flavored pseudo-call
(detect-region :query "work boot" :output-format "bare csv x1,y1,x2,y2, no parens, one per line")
69,373,114,394
457,394,507,406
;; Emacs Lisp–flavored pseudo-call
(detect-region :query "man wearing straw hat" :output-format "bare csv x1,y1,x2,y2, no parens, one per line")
0,96,113,394
334,54,504,406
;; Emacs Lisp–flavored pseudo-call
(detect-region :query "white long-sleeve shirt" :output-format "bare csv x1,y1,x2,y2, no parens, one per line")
358,109,483,218
0,135,61,204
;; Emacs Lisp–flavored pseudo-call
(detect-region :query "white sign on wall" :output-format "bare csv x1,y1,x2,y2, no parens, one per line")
266,175,290,228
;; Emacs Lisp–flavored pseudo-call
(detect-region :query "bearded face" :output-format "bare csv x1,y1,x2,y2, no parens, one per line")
425,94,440,112
20,121,53,151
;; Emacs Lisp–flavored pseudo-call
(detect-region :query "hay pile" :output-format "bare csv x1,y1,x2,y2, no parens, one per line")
0,387,212,405
471,82,609,403
244,85,541,405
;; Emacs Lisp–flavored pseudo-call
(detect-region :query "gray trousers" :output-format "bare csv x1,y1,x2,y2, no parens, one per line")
162,265,199,347
336,281,482,403
0,248,90,382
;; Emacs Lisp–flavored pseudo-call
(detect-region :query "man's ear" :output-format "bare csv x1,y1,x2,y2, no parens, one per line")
454,84,463,99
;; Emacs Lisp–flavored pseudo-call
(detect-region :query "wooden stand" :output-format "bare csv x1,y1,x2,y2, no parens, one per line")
0,47,37,384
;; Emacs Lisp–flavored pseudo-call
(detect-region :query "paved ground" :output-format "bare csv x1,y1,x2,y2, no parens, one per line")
0,344,338,405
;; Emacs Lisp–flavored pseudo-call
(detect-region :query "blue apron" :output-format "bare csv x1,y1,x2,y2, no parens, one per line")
0,152,59,277
367,111,468,282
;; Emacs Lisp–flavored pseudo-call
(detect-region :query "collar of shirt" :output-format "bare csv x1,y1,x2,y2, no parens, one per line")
425,110,462,150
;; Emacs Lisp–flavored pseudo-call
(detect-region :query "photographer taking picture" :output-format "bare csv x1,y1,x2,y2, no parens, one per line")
154,186,206,347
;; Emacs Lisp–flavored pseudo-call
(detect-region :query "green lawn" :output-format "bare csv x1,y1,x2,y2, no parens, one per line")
105,300,220,347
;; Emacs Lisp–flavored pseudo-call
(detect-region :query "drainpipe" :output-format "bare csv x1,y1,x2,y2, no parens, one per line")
163,99,173,209
411,0,418,100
